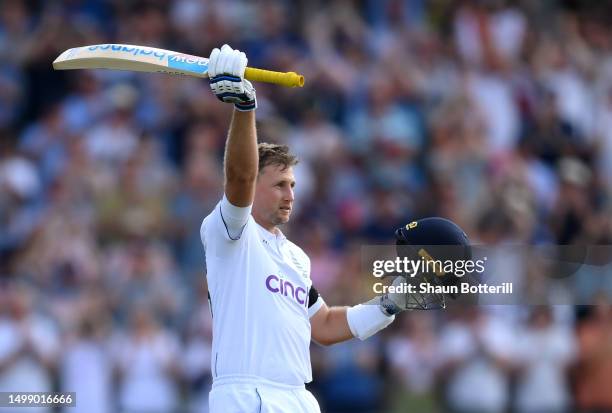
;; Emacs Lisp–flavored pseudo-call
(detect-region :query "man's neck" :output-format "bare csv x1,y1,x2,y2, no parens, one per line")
254,216,279,235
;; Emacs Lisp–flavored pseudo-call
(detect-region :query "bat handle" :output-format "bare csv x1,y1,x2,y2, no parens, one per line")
244,67,304,88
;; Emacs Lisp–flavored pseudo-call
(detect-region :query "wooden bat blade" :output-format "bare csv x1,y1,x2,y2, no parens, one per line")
53,44,210,78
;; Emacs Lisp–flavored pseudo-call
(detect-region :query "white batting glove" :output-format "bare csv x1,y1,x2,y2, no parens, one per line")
378,275,449,314
208,44,256,111
378,276,411,316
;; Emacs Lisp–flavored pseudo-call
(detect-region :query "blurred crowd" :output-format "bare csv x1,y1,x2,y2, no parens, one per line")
1,0,612,412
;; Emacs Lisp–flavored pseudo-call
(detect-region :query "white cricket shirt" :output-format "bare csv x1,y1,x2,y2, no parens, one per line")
200,196,323,386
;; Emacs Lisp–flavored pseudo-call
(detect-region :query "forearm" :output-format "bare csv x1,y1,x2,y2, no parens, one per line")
312,275,417,344
224,109,257,206
311,301,394,345
313,306,354,346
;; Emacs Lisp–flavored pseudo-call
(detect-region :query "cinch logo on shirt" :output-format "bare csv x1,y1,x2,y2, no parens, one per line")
265,275,308,308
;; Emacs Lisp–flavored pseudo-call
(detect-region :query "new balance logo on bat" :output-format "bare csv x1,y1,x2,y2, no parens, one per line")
169,54,207,65
87,44,167,60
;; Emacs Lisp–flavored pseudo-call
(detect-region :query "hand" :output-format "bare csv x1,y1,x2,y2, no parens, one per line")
379,274,450,314
379,276,411,316
208,44,256,111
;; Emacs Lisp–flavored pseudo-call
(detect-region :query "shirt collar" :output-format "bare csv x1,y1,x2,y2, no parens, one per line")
255,221,286,242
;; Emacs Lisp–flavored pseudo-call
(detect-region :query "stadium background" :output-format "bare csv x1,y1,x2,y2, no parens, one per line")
1,0,612,412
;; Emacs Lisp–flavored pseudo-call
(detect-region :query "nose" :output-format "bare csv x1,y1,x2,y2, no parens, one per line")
285,186,294,202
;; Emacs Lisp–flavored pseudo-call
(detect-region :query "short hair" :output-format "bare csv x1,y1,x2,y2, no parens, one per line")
258,143,298,173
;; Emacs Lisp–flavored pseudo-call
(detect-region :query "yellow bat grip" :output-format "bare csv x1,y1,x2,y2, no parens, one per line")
244,67,304,88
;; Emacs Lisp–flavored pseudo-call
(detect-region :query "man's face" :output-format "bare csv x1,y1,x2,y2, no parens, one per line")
253,164,295,229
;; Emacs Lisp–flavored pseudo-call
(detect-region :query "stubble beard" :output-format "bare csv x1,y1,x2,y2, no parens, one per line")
272,211,290,226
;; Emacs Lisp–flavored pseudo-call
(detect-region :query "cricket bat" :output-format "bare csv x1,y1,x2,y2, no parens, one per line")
53,44,304,88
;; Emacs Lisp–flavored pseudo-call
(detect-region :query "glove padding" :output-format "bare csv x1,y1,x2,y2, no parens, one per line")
378,274,450,314
379,276,411,316
208,44,257,111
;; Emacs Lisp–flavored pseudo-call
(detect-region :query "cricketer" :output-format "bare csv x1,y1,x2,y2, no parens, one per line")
200,44,470,413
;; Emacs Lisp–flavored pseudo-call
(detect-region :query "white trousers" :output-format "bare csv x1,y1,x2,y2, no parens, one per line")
209,375,321,413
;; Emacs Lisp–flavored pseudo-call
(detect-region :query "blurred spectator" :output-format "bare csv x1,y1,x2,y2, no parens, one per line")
514,306,576,413
180,284,214,413
314,337,386,413
453,0,526,70
84,84,140,165
106,240,185,327
550,157,594,244
0,282,59,413
95,151,170,243
169,137,222,278
345,77,424,155
113,304,182,413
0,137,41,253
595,84,612,187
60,71,109,136
573,302,612,412
386,312,441,412
437,308,515,413
18,103,66,187
60,314,113,413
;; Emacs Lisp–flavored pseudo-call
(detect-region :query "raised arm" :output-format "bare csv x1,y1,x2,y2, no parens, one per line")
208,44,258,207
224,110,257,206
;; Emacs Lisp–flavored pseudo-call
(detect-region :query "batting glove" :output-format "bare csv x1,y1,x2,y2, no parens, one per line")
378,274,450,314
208,44,256,111
378,276,411,316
